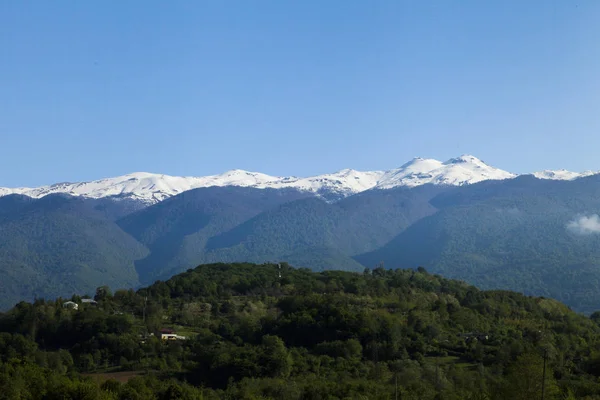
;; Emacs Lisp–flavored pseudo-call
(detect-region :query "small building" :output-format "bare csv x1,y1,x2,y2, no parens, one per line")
81,298,98,305
63,301,79,310
458,332,490,342
158,328,186,341
160,333,187,341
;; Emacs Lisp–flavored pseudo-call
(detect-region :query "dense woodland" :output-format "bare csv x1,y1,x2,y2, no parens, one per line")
2,263,600,399
361,176,600,314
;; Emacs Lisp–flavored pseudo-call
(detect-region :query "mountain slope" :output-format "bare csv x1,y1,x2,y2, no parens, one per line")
202,185,447,269
117,186,313,283
0,194,147,310
357,175,600,314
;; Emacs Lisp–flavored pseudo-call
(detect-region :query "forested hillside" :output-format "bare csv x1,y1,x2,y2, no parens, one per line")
358,175,600,314
2,263,600,399
0,194,147,310
203,186,443,269
117,186,312,283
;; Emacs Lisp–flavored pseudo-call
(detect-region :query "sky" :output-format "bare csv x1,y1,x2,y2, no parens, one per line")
1,1,600,187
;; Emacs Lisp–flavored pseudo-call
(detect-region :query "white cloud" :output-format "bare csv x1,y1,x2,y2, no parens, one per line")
567,214,600,235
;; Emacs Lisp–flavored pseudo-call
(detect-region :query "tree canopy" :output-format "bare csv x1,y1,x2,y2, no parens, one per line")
2,262,600,399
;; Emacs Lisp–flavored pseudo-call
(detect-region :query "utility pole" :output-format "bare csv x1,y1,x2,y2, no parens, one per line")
395,375,398,400
541,348,547,400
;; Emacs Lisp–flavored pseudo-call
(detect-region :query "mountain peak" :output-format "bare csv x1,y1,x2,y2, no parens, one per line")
376,155,513,189
222,169,255,175
125,172,163,179
399,157,442,169
443,155,485,165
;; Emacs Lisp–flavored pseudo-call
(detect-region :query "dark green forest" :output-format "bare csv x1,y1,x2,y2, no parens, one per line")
3,263,600,399
360,176,600,314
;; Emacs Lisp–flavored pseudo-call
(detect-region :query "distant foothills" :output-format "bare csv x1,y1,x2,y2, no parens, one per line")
2,155,600,313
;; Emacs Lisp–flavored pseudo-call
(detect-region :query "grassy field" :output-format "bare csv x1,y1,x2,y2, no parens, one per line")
171,324,202,338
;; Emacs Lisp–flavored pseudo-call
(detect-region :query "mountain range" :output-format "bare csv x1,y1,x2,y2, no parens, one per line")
2,155,595,205
3,155,600,313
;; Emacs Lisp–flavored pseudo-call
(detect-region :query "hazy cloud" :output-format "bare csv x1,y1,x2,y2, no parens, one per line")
567,214,600,235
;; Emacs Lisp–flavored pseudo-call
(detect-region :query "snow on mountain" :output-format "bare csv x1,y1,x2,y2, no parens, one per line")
0,169,385,204
531,169,598,181
375,155,516,189
0,171,284,204
0,155,597,204
265,169,385,197
0,187,31,197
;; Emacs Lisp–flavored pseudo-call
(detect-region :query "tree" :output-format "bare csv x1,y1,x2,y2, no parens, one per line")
590,311,600,326
502,352,559,400
95,286,113,302
261,335,292,378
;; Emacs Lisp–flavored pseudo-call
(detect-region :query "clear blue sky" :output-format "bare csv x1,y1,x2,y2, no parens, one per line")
1,1,599,187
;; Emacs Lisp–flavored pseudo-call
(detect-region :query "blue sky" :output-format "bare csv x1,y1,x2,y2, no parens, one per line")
1,1,599,187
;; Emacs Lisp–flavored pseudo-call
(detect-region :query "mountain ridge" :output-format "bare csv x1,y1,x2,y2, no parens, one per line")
3,154,597,205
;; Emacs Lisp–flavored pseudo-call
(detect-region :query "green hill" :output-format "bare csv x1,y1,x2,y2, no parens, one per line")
2,263,600,399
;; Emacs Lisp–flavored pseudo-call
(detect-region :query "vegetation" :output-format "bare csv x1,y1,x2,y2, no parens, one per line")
202,186,441,269
117,186,313,282
2,262,600,399
360,175,600,313
0,185,440,309
0,194,147,310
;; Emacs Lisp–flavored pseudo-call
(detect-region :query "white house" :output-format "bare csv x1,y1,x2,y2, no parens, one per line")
63,301,79,310
160,333,187,341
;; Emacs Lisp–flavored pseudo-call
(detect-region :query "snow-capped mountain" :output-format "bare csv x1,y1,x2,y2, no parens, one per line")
266,169,385,197
0,155,596,204
0,169,386,204
375,155,516,189
531,169,599,181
